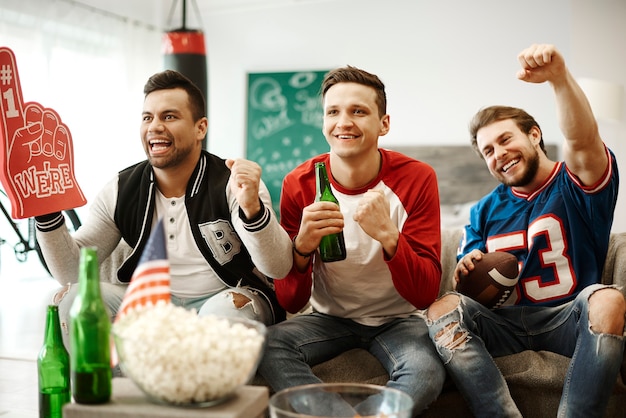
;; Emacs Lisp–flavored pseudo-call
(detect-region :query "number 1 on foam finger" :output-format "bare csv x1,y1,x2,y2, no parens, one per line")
2,88,20,118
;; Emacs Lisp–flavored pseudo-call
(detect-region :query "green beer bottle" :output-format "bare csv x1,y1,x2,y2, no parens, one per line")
315,162,347,262
38,305,71,418
69,247,112,404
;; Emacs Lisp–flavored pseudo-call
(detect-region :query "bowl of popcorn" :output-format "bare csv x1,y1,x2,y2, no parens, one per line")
112,302,266,407
269,383,414,418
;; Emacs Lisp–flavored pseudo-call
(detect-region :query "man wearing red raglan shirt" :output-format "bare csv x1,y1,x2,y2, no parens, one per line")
258,65,445,416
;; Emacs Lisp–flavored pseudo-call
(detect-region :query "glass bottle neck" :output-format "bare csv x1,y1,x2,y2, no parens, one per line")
78,248,101,298
44,306,63,346
315,162,332,199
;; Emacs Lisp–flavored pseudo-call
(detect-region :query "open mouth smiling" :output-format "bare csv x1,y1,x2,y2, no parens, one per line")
336,134,358,140
149,139,172,152
502,159,519,173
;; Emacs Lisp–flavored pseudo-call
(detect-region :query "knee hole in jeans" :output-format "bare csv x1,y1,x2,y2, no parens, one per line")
229,291,252,309
434,321,470,351
588,287,626,335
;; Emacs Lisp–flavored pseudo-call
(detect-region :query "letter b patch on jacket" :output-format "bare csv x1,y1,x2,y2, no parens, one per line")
199,220,241,265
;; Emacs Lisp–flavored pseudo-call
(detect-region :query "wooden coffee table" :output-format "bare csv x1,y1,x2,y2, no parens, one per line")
63,378,268,418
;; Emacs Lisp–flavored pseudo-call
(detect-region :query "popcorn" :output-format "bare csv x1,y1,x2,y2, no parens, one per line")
113,303,265,405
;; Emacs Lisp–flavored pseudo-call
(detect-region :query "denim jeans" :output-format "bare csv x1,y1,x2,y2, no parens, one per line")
258,312,445,415
425,284,626,418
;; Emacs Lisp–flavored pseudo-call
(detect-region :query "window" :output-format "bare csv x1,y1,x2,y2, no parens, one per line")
1,2,161,212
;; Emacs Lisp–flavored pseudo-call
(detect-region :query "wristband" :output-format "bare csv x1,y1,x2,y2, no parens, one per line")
292,235,315,258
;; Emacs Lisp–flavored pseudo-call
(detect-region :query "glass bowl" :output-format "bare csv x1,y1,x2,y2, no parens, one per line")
269,383,414,418
112,304,266,407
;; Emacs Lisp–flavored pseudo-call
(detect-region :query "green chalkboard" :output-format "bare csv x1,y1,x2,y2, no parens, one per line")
246,70,329,216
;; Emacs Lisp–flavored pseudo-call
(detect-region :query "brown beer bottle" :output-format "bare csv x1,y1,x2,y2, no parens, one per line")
315,162,347,262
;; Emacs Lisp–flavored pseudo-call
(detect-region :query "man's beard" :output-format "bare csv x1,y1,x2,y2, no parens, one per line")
501,149,540,188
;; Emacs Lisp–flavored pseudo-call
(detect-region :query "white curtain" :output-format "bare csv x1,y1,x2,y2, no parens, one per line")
0,0,162,215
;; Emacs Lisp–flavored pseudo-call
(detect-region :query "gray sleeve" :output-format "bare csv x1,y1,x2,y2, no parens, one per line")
36,177,123,285
228,180,293,279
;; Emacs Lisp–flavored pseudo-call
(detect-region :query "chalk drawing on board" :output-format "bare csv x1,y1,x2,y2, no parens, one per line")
246,70,329,216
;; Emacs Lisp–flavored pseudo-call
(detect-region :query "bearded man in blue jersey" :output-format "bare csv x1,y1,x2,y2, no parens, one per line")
424,43,626,418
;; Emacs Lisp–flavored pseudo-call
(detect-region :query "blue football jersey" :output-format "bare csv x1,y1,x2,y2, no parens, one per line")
460,148,619,307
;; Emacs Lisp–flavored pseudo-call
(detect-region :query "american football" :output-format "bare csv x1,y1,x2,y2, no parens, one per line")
456,251,519,309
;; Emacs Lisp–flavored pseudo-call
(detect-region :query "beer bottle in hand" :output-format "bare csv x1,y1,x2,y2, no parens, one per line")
315,162,347,262
69,247,112,404
38,305,70,418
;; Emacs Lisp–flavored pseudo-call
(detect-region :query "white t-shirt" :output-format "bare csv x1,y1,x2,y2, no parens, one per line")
155,190,226,298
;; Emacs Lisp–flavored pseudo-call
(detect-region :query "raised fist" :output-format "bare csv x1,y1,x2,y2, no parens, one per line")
0,47,86,219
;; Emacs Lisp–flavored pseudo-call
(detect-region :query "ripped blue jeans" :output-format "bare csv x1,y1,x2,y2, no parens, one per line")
425,284,625,418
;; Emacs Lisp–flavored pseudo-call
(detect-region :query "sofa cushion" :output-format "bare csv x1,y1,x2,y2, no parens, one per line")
312,349,388,385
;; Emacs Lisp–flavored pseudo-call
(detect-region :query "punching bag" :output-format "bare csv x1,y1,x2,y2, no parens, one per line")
162,29,208,149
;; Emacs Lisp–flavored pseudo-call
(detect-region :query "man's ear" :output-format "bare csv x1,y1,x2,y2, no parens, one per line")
379,114,390,136
196,117,208,139
529,125,542,145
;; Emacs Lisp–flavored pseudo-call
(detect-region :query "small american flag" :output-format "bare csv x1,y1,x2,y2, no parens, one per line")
116,218,171,320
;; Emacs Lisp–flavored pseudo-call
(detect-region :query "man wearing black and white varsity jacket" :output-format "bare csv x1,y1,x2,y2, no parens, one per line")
35,70,292,347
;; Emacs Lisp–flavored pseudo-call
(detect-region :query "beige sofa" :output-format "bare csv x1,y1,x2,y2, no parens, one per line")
256,228,626,417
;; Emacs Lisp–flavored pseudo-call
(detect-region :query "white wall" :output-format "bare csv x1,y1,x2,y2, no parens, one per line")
568,0,626,231
205,0,568,157
202,0,626,231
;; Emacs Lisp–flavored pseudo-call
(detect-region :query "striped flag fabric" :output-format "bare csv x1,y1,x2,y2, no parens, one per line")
116,218,171,321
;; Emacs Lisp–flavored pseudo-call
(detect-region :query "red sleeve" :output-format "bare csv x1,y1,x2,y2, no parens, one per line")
274,159,320,313
384,157,442,309
274,265,313,313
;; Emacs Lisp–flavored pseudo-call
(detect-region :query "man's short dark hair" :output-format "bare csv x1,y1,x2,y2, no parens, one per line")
321,66,387,117
143,70,206,121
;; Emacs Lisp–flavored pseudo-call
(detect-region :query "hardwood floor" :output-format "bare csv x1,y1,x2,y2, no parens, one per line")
0,358,38,417
0,242,60,417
